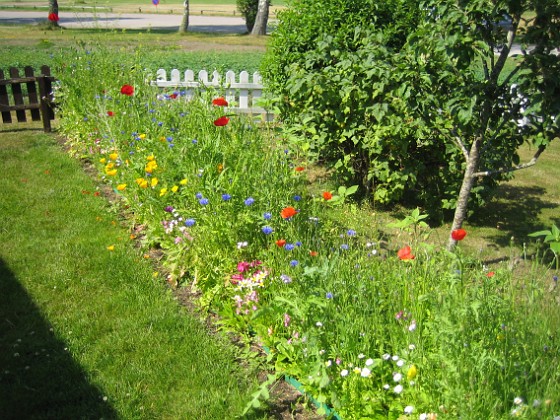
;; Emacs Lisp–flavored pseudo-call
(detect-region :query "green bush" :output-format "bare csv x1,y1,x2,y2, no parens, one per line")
262,0,560,220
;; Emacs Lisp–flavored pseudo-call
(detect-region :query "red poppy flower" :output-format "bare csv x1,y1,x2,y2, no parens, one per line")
48,13,59,22
212,97,228,107
169,93,178,99
451,228,467,241
280,206,298,219
309,251,318,257
276,239,286,248
213,116,230,127
322,191,333,200
487,271,495,278
107,111,114,117
295,166,305,172
397,245,415,260
120,84,134,96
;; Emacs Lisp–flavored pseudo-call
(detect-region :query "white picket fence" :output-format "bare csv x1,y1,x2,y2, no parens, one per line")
154,69,270,117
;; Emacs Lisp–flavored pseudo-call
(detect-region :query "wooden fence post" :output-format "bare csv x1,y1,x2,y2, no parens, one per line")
38,65,54,133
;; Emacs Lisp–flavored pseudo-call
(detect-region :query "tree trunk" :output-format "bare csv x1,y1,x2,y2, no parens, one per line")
48,0,59,28
179,0,189,33
251,0,269,36
447,138,482,251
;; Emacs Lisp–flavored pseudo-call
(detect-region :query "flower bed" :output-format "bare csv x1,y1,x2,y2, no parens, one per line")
54,47,560,419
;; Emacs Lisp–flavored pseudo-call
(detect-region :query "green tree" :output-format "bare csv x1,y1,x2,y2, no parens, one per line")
263,0,560,247
237,0,259,32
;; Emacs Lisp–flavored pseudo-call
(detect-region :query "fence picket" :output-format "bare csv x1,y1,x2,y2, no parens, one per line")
153,68,267,115
9,68,27,123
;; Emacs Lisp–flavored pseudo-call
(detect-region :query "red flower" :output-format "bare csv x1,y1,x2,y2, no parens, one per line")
322,191,333,200
48,13,59,22
280,206,298,219
295,166,305,172
487,271,495,278
276,239,287,247
213,116,230,127
107,111,114,117
120,84,134,96
169,93,178,99
212,97,228,107
309,251,318,257
397,245,415,260
451,228,467,241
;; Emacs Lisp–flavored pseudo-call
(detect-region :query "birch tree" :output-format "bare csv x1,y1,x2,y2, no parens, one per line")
179,0,189,33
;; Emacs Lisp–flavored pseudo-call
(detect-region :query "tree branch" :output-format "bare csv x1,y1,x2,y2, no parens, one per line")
472,144,546,177
450,132,470,160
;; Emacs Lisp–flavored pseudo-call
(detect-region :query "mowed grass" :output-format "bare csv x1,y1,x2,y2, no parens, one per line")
0,127,263,419
0,24,266,74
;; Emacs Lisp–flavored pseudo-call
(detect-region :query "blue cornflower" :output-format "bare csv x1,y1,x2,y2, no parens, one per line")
192,139,198,144
285,243,295,251
263,212,272,220
341,244,349,250
244,197,255,206
166,136,173,142
199,198,209,205
262,226,273,235
222,193,231,201
290,259,299,267
326,292,333,299
293,195,301,202
195,192,203,199
347,229,357,236
280,274,292,284
295,241,302,247
185,219,195,227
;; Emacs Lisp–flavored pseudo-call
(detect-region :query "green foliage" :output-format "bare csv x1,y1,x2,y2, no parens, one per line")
529,223,560,269
263,0,560,220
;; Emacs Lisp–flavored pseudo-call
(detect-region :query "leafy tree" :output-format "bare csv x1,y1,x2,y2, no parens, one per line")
263,0,560,247
237,0,259,32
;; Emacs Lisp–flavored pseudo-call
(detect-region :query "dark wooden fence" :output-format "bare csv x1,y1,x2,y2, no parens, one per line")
0,66,56,132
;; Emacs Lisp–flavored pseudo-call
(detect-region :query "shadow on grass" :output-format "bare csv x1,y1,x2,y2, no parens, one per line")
0,258,117,420
470,184,559,247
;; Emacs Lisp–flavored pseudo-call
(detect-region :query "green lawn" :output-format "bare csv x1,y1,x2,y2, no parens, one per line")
0,127,266,419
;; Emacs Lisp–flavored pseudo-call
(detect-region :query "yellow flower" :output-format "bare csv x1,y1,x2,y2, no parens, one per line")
145,161,158,173
159,187,168,196
109,152,119,161
116,184,127,191
146,155,155,161
136,177,148,189
407,365,417,381
217,163,224,173
107,245,115,251
139,133,146,140
151,177,159,187
159,136,166,142
179,178,188,185
105,162,115,169
353,367,361,375
106,169,118,176
171,185,179,193
99,157,107,164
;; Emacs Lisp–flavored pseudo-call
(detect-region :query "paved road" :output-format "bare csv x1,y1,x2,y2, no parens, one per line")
0,10,248,33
